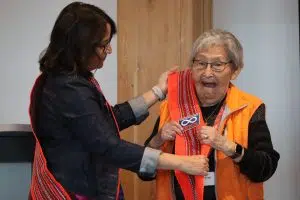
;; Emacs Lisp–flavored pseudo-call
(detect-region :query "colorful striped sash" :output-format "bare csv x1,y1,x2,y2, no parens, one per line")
29,74,72,200
168,69,224,200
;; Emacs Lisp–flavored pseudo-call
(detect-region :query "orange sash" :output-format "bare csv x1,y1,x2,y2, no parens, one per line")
167,70,224,200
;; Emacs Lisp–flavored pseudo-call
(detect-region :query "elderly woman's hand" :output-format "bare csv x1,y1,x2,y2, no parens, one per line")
198,126,236,155
160,121,183,142
148,121,183,149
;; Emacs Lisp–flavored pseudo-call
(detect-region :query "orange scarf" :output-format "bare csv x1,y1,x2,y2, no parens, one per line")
161,70,224,200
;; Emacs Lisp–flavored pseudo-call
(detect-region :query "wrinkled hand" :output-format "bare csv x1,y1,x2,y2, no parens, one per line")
179,155,209,176
160,121,183,142
198,126,236,156
157,66,179,95
198,126,229,152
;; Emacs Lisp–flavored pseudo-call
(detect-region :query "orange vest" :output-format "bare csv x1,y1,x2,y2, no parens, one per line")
156,71,264,200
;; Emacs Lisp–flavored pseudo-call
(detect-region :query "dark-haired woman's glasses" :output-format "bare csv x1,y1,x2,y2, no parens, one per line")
100,40,111,52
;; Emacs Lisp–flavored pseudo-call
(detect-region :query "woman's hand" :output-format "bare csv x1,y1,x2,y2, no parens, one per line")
158,153,209,176
160,121,183,142
148,121,182,149
198,126,235,156
179,155,209,176
157,66,179,95
142,66,179,109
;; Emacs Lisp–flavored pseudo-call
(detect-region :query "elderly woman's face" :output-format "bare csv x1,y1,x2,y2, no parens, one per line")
191,45,241,106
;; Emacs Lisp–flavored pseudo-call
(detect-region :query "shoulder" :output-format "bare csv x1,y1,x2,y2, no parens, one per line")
229,84,263,107
159,100,169,110
45,73,96,98
44,74,101,115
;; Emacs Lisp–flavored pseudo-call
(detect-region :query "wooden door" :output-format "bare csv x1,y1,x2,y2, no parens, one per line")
117,1,212,199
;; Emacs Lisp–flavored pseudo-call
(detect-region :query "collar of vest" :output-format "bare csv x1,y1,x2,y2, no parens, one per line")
226,83,249,108
218,83,249,131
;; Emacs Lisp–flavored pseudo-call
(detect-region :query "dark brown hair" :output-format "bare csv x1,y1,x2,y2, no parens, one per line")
39,2,116,76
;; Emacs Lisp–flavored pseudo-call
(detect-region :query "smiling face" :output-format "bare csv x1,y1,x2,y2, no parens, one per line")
191,45,241,106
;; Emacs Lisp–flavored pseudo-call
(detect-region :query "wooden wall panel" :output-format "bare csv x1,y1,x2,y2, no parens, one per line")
181,0,213,67
118,1,212,199
117,2,138,199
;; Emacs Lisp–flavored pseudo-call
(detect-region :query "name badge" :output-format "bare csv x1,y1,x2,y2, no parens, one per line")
204,172,215,186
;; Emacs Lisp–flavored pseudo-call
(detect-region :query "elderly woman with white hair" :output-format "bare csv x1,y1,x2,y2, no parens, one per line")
142,29,280,200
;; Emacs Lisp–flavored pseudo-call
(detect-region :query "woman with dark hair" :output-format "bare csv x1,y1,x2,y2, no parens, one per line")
28,2,209,200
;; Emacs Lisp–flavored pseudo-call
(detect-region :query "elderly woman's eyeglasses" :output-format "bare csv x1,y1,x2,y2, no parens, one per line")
192,60,232,72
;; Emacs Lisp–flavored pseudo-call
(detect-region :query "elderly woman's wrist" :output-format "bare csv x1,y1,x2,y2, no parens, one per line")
222,141,245,162
221,140,236,156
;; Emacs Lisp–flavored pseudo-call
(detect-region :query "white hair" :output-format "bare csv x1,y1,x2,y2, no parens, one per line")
189,29,244,71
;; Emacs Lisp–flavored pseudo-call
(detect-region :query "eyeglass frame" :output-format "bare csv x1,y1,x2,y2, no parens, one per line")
192,59,233,72
100,40,111,52
94,38,111,52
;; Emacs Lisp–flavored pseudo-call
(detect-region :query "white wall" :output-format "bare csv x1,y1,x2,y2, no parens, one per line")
0,0,117,125
213,0,300,199
0,1,117,199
